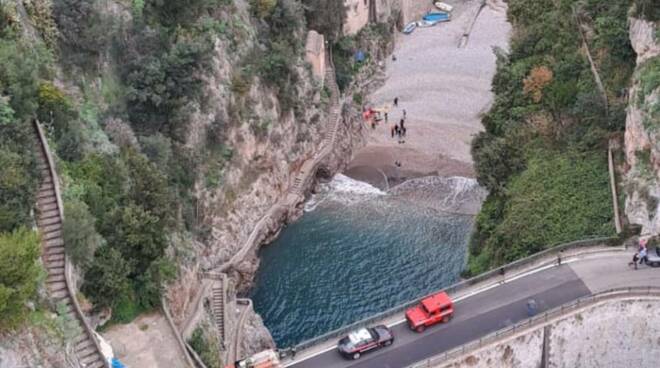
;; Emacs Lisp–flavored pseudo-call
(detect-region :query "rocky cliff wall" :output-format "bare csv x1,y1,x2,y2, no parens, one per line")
624,17,660,235
166,8,398,364
344,0,371,35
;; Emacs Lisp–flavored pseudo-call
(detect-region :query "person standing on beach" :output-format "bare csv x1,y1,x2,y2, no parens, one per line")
400,118,405,130
394,97,398,107
403,109,407,118
384,112,388,123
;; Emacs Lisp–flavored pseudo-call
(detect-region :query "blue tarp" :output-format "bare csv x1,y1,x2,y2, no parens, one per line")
112,358,126,368
354,50,366,62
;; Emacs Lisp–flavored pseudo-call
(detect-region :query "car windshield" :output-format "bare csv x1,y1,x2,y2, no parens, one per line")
346,328,372,348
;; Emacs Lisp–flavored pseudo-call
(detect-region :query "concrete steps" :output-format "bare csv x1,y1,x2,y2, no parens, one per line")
33,124,108,368
211,286,226,341
287,60,341,197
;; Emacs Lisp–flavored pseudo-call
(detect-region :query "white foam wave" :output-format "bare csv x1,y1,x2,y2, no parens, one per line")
305,174,386,211
388,176,487,215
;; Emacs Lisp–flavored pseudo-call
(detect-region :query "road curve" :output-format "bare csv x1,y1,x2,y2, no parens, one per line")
286,253,659,368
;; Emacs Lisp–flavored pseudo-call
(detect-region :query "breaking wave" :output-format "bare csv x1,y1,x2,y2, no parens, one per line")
388,176,488,215
304,174,386,211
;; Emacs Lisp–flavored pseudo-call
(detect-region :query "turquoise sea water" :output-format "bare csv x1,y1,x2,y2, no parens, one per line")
250,175,483,348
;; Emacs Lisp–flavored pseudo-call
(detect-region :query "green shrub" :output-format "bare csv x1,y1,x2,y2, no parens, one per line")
111,292,142,324
106,203,167,274
135,257,176,309
121,32,210,138
469,149,614,274
633,0,660,21
188,327,221,368
639,57,660,101
0,146,37,232
63,199,103,270
52,0,112,70
82,247,131,309
250,0,277,19
0,227,41,329
0,38,53,119
301,0,346,41
469,0,633,274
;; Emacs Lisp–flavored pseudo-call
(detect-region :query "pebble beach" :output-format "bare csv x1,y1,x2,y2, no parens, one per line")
346,0,511,188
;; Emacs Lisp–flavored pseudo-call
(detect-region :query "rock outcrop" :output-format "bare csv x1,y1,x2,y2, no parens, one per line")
624,16,660,234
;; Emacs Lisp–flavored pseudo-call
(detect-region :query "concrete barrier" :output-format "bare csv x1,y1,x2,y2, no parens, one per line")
407,286,660,368
288,236,618,354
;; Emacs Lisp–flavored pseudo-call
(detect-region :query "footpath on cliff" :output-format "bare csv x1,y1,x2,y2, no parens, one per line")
345,0,511,189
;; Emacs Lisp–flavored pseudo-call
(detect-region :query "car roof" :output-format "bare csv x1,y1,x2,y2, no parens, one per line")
421,291,452,312
348,328,372,344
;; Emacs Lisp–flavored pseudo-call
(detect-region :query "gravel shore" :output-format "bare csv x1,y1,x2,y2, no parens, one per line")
346,0,511,187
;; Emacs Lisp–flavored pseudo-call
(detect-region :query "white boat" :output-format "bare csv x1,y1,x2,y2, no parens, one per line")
402,22,417,34
416,20,439,28
434,2,454,12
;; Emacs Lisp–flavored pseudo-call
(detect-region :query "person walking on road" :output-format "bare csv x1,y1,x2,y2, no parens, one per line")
629,252,640,269
394,97,398,107
403,109,407,118
391,125,395,138
639,247,648,266
384,112,388,123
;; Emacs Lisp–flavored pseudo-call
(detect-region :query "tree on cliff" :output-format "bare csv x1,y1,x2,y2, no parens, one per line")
302,0,347,41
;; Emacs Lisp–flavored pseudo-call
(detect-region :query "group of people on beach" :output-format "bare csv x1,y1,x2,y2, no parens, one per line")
388,97,407,144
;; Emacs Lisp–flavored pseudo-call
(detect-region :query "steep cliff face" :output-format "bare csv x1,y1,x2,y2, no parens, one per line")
624,16,660,234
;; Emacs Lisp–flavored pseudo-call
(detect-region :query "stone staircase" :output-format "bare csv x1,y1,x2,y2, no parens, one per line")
211,286,225,340
33,121,109,368
287,56,341,197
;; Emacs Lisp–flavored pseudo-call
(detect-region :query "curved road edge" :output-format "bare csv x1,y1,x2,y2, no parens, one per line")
282,245,639,367
407,286,660,368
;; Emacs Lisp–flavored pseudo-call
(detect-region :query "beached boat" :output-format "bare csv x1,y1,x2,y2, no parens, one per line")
416,20,439,28
423,12,451,23
434,2,454,12
402,22,417,34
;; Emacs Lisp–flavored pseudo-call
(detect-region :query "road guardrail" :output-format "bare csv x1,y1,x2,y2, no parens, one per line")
407,286,660,368
283,236,618,356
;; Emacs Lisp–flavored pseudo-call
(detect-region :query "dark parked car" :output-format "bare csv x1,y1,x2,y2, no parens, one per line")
337,325,394,360
645,247,660,267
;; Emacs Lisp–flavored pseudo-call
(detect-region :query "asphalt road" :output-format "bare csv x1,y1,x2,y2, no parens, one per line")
288,265,591,368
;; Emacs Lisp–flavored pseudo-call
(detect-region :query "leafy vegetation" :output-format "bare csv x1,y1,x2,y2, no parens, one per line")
188,327,222,368
333,23,396,92
0,228,41,329
247,0,305,112
467,0,633,275
633,0,660,21
302,0,346,41
0,0,393,331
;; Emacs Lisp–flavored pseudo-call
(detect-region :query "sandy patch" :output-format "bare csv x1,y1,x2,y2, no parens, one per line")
102,312,188,368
